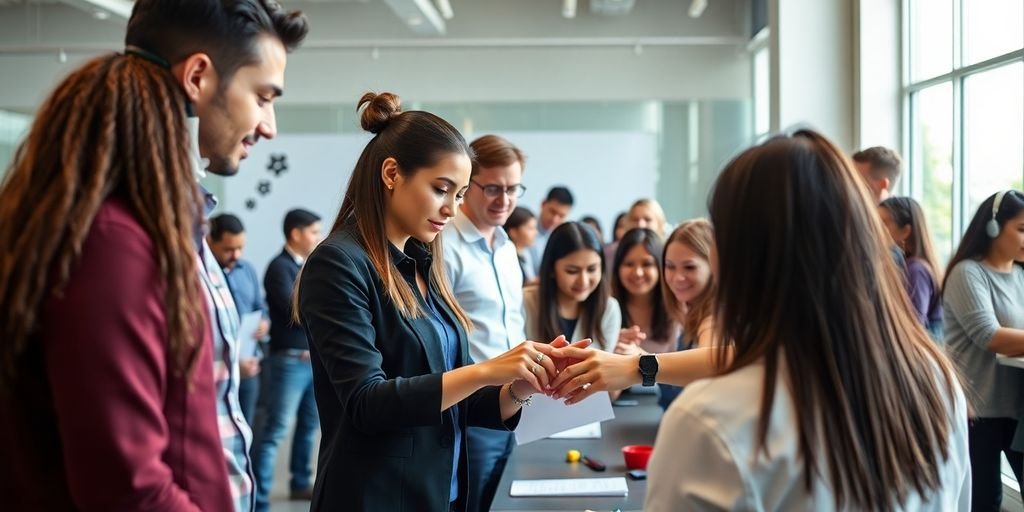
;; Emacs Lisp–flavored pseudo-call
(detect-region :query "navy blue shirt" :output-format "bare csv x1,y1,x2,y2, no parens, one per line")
558,316,578,339
424,293,461,502
223,259,268,318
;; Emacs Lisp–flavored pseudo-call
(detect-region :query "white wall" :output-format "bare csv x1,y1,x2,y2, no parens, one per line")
855,0,902,151
770,0,856,151
218,130,658,274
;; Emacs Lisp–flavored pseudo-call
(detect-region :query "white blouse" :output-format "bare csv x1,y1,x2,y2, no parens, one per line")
645,358,971,511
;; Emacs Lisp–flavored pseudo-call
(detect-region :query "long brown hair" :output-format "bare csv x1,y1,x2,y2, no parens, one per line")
0,54,205,387
879,196,943,284
294,92,471,329
708,129,960,510
661,219,715,342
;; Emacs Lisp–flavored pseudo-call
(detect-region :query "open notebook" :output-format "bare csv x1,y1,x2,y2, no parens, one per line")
997,355,1024,369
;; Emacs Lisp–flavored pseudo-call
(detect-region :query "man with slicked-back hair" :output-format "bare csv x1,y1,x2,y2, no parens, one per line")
126,1,309,509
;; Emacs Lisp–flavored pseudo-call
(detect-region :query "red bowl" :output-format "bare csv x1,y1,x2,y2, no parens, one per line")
622,444,653,470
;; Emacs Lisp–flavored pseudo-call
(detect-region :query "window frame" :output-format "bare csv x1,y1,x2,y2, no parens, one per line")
902,0,1024,499
902,0,1024,256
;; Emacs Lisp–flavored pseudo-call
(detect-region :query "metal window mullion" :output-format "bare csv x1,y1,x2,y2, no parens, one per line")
952,74,965,243
904,50,1024,94
902,0,914,197
907,91,920,200
953,0,963,70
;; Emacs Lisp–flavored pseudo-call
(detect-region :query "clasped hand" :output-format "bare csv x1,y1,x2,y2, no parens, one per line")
479,335,634,406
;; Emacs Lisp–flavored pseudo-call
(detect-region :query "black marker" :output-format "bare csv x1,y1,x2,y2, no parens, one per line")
581,455,606,472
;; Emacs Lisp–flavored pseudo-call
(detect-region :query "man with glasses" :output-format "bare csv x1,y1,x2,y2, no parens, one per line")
442,134,528,512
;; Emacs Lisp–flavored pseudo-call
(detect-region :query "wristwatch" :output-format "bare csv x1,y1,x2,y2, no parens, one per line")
639,354,658,387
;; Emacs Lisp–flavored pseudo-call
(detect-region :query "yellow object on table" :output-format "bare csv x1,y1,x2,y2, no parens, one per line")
566,449,581,463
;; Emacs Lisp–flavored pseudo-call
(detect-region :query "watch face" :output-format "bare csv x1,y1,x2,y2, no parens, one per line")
640,355,658,374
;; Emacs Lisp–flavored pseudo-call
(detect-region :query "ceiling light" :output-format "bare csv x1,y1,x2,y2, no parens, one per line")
562,0,577,19
434,0,453,20
58,0,132,20
688,0,707,18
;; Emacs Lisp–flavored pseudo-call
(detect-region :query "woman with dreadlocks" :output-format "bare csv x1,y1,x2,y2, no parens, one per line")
0,53,232,510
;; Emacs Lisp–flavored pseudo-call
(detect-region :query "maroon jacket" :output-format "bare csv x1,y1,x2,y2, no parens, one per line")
0,198,233,511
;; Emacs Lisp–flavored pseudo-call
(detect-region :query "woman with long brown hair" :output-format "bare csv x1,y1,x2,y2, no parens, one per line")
879,196,944,341
610,227,679,356
551,129,969,510
661,219,716,350
0,53,232,509
296,92,564,512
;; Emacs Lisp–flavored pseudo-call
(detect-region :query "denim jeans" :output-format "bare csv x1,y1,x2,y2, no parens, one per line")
466,427,515,511
251,352,318,511
238,375,260,426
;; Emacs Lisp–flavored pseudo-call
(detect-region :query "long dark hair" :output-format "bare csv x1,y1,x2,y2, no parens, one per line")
537,222,610,349
294,92,471,330
708,129,960,511
611,228,670,340
612,212,628,242
942,190,1024,294
0,54,206,386
879,196,943,284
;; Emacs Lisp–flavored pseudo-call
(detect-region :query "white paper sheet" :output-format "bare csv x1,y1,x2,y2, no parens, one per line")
515,392,614,445
997,355,1024,369
548,422,602,439
509,477,628,497
237,312,263,359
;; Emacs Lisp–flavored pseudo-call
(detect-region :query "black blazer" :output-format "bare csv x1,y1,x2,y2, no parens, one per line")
298,222,520,512
264,248,308,351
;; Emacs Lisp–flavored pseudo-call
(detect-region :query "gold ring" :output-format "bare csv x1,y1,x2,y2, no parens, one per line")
535,353,544,363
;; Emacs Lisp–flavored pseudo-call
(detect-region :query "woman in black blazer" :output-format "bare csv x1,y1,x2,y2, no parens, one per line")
297,92,561,512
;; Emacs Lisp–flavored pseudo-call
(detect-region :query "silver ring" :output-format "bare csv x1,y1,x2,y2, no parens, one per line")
581,382,592,390
531,364,539,374
535,353,544,363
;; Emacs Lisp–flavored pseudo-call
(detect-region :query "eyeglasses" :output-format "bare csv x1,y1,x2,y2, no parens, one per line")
471,181,527,199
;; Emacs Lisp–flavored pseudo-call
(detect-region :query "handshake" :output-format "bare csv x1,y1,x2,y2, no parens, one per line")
482,335,643,406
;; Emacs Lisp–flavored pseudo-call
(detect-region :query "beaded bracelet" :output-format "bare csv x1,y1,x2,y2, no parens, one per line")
508,384,532,407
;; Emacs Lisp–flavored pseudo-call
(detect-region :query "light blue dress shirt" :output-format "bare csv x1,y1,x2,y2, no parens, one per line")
442,214,526,363
523,224,551,277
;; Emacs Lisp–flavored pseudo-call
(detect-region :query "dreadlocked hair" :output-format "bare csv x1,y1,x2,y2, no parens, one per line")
0,53,205,390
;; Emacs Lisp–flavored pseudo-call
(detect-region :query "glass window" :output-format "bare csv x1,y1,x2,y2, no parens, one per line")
912,83,955,262
905,1,1023,490
964,62,1024,216
910,0,954,81
963,0,1024,65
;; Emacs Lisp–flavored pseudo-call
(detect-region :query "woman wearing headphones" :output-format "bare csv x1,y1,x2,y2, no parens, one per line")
943,189,1024,511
